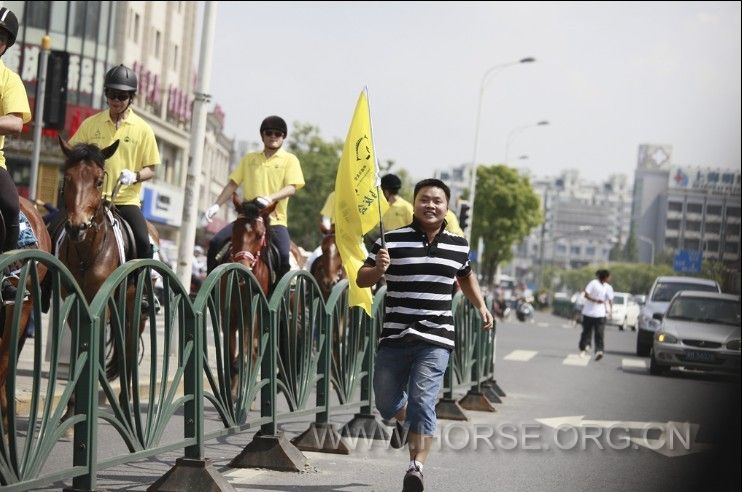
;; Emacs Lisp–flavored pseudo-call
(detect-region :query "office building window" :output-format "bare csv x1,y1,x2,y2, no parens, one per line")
665,238,678,249
707,205,722,215
728,206,741,218
722,173,735,184
687,203,702,214
685,221,702,232
706,222,721,234
666,219,681,230
724,242,739,253
668,201,683,212
26,1,50,29
728,224,741,235
705,240,719,253
685,239,700,251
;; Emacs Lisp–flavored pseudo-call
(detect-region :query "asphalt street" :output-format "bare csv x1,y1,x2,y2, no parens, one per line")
26,310,741,491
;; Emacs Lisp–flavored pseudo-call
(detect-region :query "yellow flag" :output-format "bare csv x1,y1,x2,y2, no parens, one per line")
335,90,388,315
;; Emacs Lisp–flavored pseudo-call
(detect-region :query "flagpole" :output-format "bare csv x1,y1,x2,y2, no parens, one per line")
365,86,386,249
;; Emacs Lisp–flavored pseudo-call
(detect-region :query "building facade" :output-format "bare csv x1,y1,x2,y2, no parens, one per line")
508,169,633,283
2,1,235,249
631,144,741,269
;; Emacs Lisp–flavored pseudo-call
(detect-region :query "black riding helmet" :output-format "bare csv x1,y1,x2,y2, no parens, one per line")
260,115,288,137
104,64,138,93
0,7,19,52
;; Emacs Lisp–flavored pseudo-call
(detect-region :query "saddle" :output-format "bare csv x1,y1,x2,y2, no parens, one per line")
48,204,137,261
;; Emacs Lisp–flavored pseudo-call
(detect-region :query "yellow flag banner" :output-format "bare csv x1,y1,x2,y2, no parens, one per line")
335,90,388,315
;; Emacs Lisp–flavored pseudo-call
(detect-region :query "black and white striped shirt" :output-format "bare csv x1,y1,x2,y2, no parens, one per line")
365,219,472,350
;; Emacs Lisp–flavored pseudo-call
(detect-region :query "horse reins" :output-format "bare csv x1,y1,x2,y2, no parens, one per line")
231,216,267,269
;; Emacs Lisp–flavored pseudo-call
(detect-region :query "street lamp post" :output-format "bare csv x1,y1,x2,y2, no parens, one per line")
637,235,655,265
504,120,549,165
466,57,535,244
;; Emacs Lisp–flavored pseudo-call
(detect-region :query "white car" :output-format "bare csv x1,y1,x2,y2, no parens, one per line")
650,291,741,375
607,292,641,331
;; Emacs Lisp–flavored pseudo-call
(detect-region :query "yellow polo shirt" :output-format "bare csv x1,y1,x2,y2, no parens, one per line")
0,60,32,169
382,196,414,231
69,109,160,206
228,148,305,227
320,191,335,223
445,210,465,236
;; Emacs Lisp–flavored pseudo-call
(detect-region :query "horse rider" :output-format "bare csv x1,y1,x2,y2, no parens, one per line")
304,190,335,273
68,64,160,303
205,115,305,279
0,7,32,301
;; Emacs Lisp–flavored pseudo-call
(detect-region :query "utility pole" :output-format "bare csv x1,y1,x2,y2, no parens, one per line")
29,35,51,200
176,2,217,289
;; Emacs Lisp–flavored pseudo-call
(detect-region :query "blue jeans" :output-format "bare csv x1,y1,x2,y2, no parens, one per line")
374,342,450,436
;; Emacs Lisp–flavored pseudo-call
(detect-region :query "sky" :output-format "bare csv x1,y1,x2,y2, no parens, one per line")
207,1,741,184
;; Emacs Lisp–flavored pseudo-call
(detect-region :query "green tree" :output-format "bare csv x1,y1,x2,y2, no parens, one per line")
471,165,543,284
285,122,343,249
622,231,639,262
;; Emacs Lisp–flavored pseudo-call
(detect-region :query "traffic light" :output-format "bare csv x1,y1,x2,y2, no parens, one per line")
43,50,69,130
459,201,471,231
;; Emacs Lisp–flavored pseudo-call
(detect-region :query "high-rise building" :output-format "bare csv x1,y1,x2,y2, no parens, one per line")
509,169,633,283
631,144,741,268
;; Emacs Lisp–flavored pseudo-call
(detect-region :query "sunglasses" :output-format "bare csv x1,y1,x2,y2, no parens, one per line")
263,130,284,138
105,90,132,101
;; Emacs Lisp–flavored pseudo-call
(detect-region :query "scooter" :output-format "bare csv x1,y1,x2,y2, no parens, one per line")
515,298,534,322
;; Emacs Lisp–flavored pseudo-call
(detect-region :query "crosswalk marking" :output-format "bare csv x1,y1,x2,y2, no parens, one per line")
622,358,648,370
563,354,590,366
504,350,538,361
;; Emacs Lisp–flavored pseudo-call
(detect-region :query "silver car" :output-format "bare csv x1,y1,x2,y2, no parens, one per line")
650,291,741,375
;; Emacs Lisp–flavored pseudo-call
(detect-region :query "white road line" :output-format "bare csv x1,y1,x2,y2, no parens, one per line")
504,350,538,361
537,322,549,327
622,358,648,370
563,354,590,366
561,323,574,329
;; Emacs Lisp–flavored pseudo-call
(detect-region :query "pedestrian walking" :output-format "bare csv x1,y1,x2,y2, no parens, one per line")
357,178,493,492
579,269,613,360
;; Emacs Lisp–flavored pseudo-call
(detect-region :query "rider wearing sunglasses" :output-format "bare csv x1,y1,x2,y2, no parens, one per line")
205,115,305,279
68,64,160,270
0,7,33,301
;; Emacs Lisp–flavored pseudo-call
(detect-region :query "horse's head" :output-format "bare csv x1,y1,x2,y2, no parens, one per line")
59,137,119,241
230,194,276,269
318,232,344,290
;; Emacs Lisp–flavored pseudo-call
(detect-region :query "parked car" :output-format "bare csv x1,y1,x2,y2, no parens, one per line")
650,291,741,375
607,292,641,331
636,276,721,356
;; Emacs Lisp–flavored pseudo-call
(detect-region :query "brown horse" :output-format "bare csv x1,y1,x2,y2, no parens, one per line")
310,230,345,300
56,138,158,411
0,196,52,432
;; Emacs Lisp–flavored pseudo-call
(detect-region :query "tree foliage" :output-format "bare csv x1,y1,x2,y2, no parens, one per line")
471,165,543,283
285,122,343,249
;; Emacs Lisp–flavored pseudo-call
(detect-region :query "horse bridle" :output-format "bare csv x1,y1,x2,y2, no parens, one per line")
231,216,266,269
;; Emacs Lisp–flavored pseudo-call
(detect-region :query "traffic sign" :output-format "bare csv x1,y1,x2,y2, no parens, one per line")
673,249,702,273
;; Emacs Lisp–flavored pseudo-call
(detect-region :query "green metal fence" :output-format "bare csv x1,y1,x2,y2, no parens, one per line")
0,250,499,490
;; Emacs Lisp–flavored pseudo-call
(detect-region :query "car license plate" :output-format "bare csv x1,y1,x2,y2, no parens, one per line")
684,350,715,362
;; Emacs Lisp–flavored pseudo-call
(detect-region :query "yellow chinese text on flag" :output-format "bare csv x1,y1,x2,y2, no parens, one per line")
335,90,388,315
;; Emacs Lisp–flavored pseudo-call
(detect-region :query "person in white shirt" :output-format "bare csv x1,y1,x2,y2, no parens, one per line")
579,269,613,360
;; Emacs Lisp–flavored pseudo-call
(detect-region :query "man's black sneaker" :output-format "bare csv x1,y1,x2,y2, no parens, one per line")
390,420,408,449
402,465,424,492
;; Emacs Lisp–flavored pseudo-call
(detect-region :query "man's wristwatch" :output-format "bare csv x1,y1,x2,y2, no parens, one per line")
135,171,141,183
